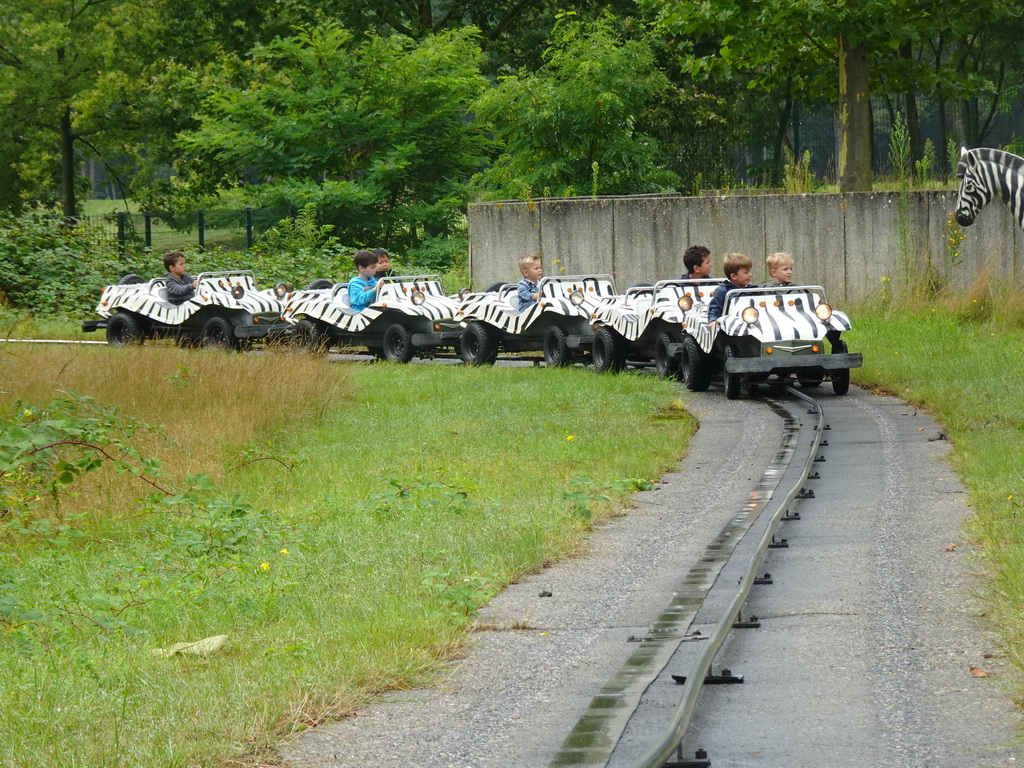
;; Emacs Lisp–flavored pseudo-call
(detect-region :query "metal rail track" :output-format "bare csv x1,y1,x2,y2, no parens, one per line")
548,387,825,768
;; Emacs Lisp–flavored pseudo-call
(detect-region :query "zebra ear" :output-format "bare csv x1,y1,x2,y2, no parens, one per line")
960,146,967,158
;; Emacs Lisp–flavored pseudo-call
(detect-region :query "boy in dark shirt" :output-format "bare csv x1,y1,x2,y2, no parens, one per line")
707,252,753,323
681,245,712,280
164,251,196,305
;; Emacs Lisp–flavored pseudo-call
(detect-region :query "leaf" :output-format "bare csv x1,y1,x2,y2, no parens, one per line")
969,666,993,678
945,543,958,551
152,634,229,658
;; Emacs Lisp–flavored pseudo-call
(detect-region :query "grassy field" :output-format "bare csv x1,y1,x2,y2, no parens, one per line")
0,345,693,767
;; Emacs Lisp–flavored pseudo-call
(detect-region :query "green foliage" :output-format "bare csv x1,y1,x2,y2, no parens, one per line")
561,475,656,520
0,215,150,316
246,204,355,286
888,111,915,290
915,139,937,184
472,13,679,199
947,138,963,182
783,149,815,193
0,391,164,518
178,24,490,261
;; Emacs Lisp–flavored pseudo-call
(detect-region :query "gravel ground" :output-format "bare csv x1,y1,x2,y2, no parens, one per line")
280,386,1021,768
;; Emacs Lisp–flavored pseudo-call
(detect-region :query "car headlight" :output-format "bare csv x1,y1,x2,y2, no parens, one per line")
741,306,759,324
678,295,693,312
231,285,245,299
569,289,585,306
814,302,833,321
273,283,289,299
411,290,426,305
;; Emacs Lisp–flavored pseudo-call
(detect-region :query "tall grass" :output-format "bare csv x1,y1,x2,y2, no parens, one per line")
0,348,693,767
850,285,1024,690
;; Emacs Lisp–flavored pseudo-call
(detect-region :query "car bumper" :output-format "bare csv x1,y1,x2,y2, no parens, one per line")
725,352,863,374
411,330,463,347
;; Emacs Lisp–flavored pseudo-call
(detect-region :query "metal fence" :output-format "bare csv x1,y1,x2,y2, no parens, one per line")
63,207,296,252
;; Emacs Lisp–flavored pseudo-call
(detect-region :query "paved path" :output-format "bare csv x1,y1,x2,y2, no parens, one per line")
281,386,1020,768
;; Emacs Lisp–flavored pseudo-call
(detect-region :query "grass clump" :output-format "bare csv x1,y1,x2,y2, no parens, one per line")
0,349,692,767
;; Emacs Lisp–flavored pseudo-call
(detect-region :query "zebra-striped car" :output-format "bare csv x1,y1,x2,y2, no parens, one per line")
456,275,618,366
680,284,862,398
83,270,290,349
282,275,463,362
590,278,723,375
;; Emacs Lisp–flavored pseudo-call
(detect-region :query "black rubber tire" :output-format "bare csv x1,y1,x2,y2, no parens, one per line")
591,326,626,373
460,322,498,365
724,345,742,400
201,316,240,350
383,323,415,363
118,274,144,285
654,331,680,379
294,319,331,354
544,325,570,367
105,312,145,345
831,338,851,395
681,334,712,391
304,278,334,290
482,281,506,293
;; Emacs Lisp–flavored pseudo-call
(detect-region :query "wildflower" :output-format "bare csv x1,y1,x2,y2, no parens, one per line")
280,548,289,555
260,562,270,571
566,435,575,441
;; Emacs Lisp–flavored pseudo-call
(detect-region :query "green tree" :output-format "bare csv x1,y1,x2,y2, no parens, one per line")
645,0,1024,191
472,14,679,199
0,0,123,215
177,24,490,255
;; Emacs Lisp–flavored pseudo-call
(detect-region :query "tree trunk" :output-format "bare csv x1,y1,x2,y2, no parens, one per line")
900,42,922,166
773,94,794,187
837,36,872,192
60,105,76,219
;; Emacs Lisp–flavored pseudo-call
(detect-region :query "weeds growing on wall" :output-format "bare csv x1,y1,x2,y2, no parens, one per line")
783,148,815,194
888,111,915,295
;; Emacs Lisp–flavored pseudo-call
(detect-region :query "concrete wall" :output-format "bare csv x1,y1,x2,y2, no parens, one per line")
467,191,1024,304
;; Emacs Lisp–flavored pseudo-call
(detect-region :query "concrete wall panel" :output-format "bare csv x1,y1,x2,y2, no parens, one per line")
468,191,1024,304
611,196,689,286
468,201,541,288
538,199,614,279
763,194,847,301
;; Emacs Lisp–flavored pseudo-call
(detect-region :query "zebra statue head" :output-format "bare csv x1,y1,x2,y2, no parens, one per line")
955,147,1024,229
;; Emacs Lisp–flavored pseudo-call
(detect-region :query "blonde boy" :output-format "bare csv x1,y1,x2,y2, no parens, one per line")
762,252,794,287
517,254,543,311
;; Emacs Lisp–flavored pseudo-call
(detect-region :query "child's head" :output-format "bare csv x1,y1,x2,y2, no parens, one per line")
683,245,712,278
722,252,753,286
353,250,379,277
163,251,185,272
519,254,543,282
372,249,391,272
766,252,794,284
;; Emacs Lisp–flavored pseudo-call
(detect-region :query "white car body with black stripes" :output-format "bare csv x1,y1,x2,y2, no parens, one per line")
589,279,723,374
281,275,462,362
456,275,619,366
82,271,290,348
681,284,862,398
